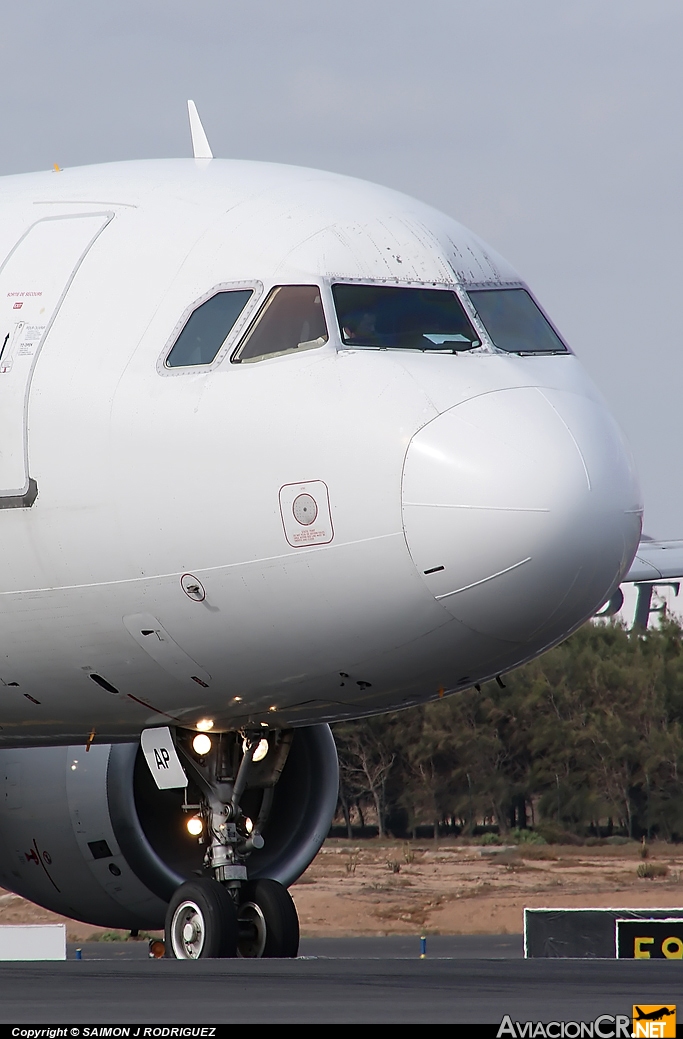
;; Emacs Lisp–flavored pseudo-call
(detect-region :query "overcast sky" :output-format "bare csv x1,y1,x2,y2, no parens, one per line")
1,1,682,537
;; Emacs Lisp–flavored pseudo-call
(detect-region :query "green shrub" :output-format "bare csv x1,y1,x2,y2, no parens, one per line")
477,832,502,846
636,862,669,879
510,828,547,845
534,824,583,846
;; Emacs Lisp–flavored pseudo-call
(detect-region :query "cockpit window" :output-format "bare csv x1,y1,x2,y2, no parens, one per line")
467,288,568,354
232,285,328,364
165,289,253,367
332,284,480,352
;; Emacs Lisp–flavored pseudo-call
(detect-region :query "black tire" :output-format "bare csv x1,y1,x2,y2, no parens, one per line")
238,878,299,958
165,879,238,959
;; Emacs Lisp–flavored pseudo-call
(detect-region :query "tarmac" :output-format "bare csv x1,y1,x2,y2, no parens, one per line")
0,936,678,1024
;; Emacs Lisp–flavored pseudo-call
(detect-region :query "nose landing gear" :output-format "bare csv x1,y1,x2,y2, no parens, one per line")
164,729,300,960
237,878,299,958
166,878,238,959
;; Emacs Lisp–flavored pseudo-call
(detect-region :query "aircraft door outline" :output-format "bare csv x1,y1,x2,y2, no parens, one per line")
0,211,114,508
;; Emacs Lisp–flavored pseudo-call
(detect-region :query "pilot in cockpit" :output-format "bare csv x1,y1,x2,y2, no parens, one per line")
341,309,379,344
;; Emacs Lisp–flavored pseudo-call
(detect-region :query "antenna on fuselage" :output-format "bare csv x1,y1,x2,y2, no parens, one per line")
187,100,213,159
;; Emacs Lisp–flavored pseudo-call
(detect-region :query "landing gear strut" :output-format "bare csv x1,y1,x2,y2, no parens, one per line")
164,729,300,960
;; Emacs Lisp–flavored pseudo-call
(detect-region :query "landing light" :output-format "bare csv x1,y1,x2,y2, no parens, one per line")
192,733,212,756
244,817,254,834
196,718,214,732
186,816,203,836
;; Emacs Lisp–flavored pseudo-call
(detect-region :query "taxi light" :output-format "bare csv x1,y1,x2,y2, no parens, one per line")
186,816,203,836
192,733,212,756
196,718,214,732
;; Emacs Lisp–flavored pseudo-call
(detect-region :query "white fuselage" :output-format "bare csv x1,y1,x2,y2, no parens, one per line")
0,158,642,744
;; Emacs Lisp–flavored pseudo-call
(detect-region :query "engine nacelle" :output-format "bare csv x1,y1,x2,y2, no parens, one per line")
0,725,338,929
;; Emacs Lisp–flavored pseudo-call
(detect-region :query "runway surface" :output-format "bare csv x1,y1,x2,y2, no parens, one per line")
0,937,679,1024
66,933,524,960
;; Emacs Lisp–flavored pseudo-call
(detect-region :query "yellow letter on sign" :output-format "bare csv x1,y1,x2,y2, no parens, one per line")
634,937,654,958
662,936,683,959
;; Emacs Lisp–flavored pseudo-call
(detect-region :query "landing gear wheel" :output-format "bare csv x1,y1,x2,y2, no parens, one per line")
238,878,299,958
165,879,238,959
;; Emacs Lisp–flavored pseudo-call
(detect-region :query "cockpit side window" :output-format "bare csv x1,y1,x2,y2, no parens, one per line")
332,284,480,353
467,288,568,354
232,285,328,364
165,289,253,367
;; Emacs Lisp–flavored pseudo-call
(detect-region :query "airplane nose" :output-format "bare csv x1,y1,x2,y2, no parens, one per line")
402,386,642,646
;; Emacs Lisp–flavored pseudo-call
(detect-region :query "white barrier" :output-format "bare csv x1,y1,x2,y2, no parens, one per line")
0,924,66,960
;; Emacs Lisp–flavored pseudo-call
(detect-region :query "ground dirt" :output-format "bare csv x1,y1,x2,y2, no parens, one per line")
2,839,682,941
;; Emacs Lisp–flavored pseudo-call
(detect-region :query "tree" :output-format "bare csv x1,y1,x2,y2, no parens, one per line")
332,617,683,841
334,718,396,837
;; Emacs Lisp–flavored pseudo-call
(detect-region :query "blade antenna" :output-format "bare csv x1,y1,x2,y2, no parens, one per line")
187,100,213,159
